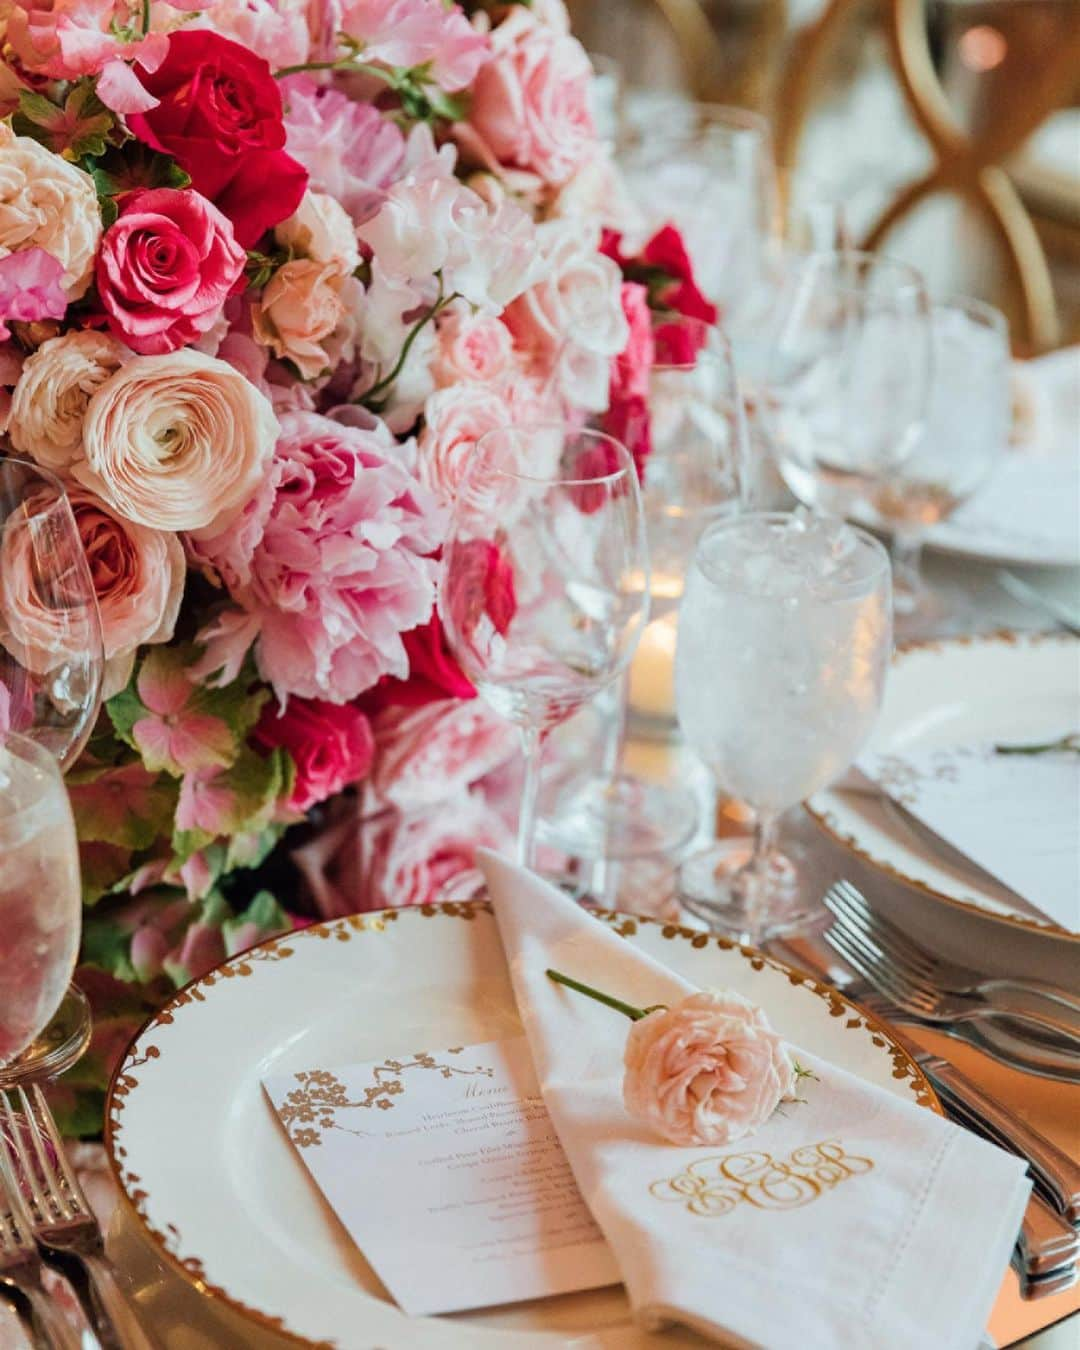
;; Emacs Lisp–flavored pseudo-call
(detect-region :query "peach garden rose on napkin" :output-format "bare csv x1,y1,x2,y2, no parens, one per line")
546,969,804,1147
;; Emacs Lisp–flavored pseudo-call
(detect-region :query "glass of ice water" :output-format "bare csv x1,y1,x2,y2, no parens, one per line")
0,732,82,1068
870,296,1010,622
675,511,892,943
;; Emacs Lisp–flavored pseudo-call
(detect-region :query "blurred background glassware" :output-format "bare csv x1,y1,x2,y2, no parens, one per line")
765,249,932,522
439,425,649,870
0,733,83,1073
0,455,102,1085
586,51,625,144
618,104,779,345
675,511,892,945
867,295,1011,627
539,320,748,888
0,456,103,770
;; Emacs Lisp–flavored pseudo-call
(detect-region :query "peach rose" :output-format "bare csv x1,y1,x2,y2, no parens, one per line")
8,331,129,470
274,190,360,272
417,382,508,503
462,8,595,188
431,308,514,388
76,349,278,533
251,258,350,380
623,990,796,1147
0,125,101,300
67,486,185,665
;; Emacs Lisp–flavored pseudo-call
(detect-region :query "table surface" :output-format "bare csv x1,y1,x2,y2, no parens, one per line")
2,548,1077,1350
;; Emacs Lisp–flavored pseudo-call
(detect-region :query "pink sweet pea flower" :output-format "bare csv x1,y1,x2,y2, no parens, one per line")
337,0,487,92
131,651,234,777
0,249,67,340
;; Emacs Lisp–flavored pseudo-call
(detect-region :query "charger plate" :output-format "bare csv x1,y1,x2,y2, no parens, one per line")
105,900,938,1349
808,632,1080,941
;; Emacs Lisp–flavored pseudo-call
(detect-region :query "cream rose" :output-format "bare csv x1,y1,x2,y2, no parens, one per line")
275,191,360,272
251,259,349,380
623,990,796,1147
431,308,514,388
9,331,129,470
76,349,278,534
417,382,508,502
67,486,186,667
0,125,101,300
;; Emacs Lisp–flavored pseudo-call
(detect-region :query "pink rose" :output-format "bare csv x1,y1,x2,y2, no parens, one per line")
363,792,514,910
370,697,517,811
96,188,246,356
603,282,654,476
440,537,516,659
251,259,352,380
432,308,513,388
252,696,375,813
0,248,66,341
67,486,185,665
460,8,595,188
417,382,508,503
195,411,445,705
623,990,796,1147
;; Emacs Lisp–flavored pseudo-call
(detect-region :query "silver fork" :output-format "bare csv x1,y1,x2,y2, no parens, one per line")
0,1087,153,1350
0,1131,85,1350
823,882,1080,1048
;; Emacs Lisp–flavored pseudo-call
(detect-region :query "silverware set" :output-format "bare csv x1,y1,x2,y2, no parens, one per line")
771,879,1080,1299
0,1086,152,1349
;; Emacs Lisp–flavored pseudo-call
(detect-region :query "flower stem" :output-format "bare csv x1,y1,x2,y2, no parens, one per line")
360,278,454,407
994,732,1080,757
140,0,150,34
545,969,660,1022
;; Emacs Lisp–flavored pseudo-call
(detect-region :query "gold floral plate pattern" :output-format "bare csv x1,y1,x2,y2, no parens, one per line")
105,900,939,1349
807,631,1080,941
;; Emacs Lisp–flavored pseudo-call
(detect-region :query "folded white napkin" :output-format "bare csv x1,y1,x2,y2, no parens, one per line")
479,851,1030,1350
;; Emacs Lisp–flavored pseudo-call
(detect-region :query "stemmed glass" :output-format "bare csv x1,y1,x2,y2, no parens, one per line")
439,426,649,869
766,250,932,521
867,295,1010,627
0,455,103,1083
541,319,748,868
675,511,892,945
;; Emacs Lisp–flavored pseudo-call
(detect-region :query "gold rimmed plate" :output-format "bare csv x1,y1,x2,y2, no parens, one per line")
807,631,1080,942
105,900,939,1349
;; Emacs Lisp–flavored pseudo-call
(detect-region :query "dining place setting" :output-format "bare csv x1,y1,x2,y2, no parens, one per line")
1,0,1079,1347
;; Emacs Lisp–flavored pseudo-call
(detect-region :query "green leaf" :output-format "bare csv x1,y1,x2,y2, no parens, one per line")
105,680,148,751
88,143,191,201
70,763,178,851
78,841,133,907
14,80,117,161
81,916,137,983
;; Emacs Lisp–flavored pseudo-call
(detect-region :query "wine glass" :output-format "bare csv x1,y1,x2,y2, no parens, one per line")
541,319,748,873
0,455,103,1084
766,250,932,522
0,732,82,1070
439,426,649,869
867,295,1010,627
619,104,779,337
675,511,892,945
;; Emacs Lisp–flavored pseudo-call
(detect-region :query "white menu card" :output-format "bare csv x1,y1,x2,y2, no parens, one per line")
263,1037,618,1316
860,742,1080,933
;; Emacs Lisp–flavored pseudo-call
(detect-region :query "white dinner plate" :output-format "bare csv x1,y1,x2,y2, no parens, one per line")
808,632,1080,942
105,901,937,1350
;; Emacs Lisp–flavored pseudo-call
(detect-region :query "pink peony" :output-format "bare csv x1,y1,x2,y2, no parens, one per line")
252,696,375,813
195,411,445,705
0,248,67,340
459,8,595,188
623,990,796,1147
337,0,487,92
370,697,517,810
96,189,246,355
67,486,185,666
282,77,405,226
363,791,514,910
431,308,514,388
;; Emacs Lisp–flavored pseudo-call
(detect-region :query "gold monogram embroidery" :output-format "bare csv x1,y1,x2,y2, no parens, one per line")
650,1141,873,1216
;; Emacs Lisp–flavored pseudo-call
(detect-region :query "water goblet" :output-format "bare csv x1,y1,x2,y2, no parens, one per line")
675,511,892,945
439,426,649,869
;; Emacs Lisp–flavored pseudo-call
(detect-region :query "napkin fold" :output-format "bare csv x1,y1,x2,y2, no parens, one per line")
479,851,1030,1350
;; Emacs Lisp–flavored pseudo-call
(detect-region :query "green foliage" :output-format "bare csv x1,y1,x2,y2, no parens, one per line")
14,80,117,160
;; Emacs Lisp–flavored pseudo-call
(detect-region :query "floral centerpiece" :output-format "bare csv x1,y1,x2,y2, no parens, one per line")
0,0,715,1134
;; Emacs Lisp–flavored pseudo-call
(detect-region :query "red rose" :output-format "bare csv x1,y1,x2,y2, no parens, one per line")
96,188,246,355
362,612,477,715
127,31,308,247
253,697,375,814
642,225,717,327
